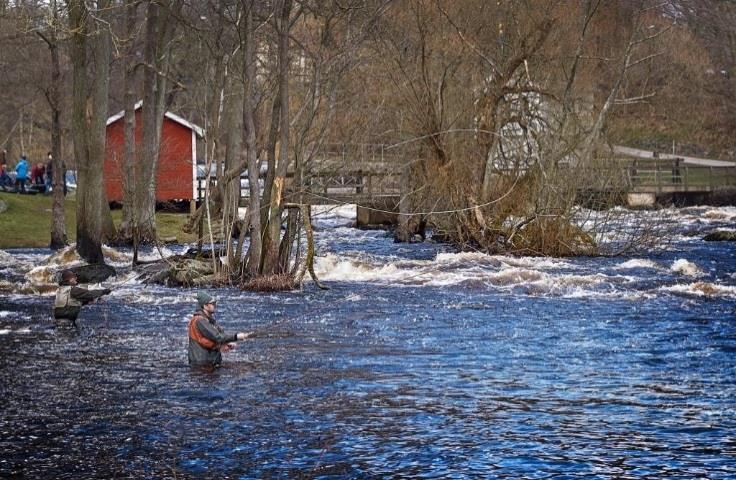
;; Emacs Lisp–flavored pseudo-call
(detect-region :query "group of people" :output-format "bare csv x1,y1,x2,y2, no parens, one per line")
0,152,66,195
53,270,252,368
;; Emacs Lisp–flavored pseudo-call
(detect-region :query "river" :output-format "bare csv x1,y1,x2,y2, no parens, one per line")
1,205,735,478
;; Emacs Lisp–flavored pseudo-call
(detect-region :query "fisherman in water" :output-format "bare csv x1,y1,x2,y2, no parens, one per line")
53,269,112,327
188,292,253,368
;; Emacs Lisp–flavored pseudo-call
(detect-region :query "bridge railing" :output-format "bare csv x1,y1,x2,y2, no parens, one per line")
625,159,736,192
195,158,736,205
195,168,403,204
303,169,402,197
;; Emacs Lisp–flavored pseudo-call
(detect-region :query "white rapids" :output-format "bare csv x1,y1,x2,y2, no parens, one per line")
0,204,735,303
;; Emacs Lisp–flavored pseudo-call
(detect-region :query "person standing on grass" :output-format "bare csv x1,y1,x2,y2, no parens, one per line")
14,154,28,193
188,292,254,368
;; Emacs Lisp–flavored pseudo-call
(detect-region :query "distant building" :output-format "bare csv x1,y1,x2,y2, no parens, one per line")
104,102,205,202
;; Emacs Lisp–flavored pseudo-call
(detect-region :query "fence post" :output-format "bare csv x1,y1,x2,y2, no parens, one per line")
630,160,638,186
683,166,688,192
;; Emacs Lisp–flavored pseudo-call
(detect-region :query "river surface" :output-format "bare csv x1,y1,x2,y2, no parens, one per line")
1,205,735,478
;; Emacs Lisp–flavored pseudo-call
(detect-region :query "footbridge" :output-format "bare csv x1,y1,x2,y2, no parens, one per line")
196,144,736,224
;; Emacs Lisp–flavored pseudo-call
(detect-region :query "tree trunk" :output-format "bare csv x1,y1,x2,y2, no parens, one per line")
262,0,293,275
39,2,67,250
137,1,162,243
394,163,414,242
243,0,263,276
222,69,245,263
69,0,110,264
137,0,177,243
279,207,298,272
259,93,280,249
95,1,115,245
118,0,140,245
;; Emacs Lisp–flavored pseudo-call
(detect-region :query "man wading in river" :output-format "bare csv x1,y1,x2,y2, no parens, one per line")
188,292,253,368
53,270,111,327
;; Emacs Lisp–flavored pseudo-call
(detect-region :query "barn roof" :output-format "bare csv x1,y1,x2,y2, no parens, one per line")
106,101,205,138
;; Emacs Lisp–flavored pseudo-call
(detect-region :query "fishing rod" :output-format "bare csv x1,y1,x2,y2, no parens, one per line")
92,270,142,296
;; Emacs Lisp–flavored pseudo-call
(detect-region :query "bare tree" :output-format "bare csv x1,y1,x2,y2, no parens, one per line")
136,0,180,243
117,0,141,250
36,0,67,249
68,0,112,264
260,0,295,275
239,0,262,276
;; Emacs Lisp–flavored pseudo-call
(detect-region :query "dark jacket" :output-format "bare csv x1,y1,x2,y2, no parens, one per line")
188,309,237,367
53,280,110,324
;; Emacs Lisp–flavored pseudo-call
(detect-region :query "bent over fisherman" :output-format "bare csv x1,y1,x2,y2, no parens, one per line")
188,292,253,367
53,269,111,327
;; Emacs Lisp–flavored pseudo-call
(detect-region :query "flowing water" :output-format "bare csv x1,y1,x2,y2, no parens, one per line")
1,206,735,478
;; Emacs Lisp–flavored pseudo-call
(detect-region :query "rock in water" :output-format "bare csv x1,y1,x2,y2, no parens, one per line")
170,259,215,286
704,231,736,241
139,256,217,286
71,263,117,283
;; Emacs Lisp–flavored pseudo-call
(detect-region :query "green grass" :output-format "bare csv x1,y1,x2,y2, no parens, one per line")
0,191,195,249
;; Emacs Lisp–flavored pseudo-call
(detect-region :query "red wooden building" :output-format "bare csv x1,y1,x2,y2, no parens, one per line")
104,102,205,202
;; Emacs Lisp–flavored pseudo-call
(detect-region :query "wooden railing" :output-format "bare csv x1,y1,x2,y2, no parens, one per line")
195,158,736,204
195,169,402,204
626,159,736,193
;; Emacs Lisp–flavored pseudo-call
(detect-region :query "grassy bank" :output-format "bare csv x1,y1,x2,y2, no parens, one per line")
0,191,195,249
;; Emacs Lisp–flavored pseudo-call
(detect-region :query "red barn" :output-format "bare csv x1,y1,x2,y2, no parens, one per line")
104,103,205,203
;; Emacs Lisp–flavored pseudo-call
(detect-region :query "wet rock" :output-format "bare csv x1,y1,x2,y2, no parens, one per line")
137,261,171,284
183,246,227,259
139,256,217,286
411,234,424,243
70,263,117,283
171,259,215,285
703,230,736,241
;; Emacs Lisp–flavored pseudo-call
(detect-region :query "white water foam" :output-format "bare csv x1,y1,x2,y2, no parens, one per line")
660,282,736,299
614,259,660,270
0,327,31,335
314,252,639,298
670,259,704,277
702,206,736,222
128,291,196,305
312,204,357,229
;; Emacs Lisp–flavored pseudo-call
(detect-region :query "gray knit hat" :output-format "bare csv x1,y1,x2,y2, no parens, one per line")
197,291,216,308
60,269,77,283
